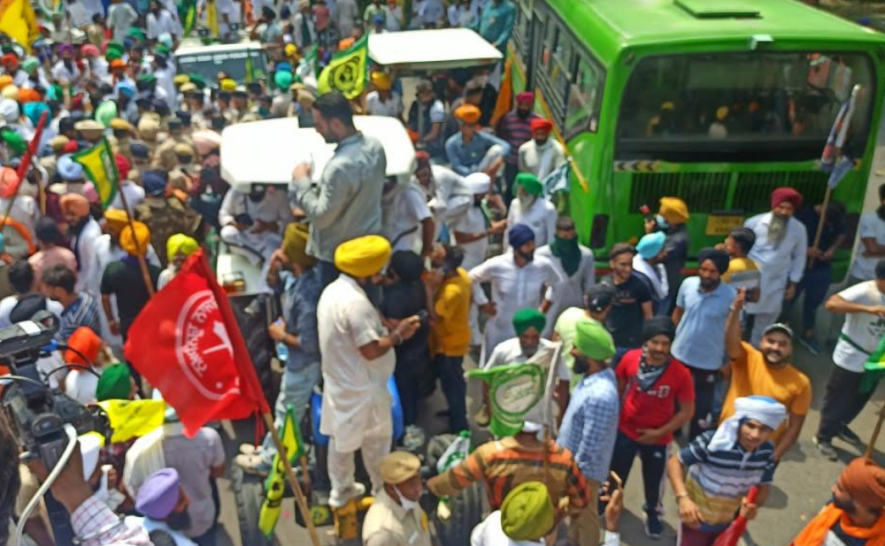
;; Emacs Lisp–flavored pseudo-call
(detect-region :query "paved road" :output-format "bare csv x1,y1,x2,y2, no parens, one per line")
206,88,885,546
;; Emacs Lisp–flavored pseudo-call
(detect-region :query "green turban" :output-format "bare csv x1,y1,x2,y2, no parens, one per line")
106,50,122,61
21,57,38,73
1,130,26,154
501,482,554,541
512,308,546,336
128,27,146,41
274,70,293,90
95,363,132,401
575,318,615,361
137,74,157,85
515,172,543,196
95,100,118,128
188,73,207,89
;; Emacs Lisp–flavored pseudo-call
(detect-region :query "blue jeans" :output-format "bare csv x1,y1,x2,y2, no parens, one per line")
436,354,468,432
261,362,322,463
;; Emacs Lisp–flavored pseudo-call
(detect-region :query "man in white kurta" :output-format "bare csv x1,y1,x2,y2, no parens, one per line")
219,184,293,264
506,173,557,248
381,178,434,255
744,187,807,346
470,224,563,363
449,173,493,271
536,216,595,338
413,154,470,240
317,235,421,508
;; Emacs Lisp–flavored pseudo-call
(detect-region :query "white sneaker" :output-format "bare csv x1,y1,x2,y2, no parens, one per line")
329,482,366,508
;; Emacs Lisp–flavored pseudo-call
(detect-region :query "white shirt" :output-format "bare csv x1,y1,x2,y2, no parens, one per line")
79,0,105,19
469,253,562,361
366,91,403,118
383,4,403,30
107,2,139,41
450,202,488,271
72,218,105,298
68,1,93,28
518,139,566,181
0,295,64,328
148,9,182,39
154,66,178,111
471,511,544,546
124,517,197,546
108,180,146,213
744,212,808,315
317,275,394,452
850,211,885,281
536,244,595,336
418,165,470,230
65,369,99,404
632,254,668,302
51,60,81,83
506,196,557,248
382,183,432,253
833,280,885,373
335,0,359,35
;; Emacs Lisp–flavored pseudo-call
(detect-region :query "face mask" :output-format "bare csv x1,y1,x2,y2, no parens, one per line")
396,486,419,511
655,214,669,230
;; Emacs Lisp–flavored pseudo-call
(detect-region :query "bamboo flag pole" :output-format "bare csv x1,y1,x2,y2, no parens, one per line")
262,411,322,546
106,137,155,297
865,403,885,459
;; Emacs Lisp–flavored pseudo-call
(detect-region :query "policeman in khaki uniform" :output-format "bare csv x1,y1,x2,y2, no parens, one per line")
152,116,193,171
109,118,135,163
168,143,199,194
362,452,432,546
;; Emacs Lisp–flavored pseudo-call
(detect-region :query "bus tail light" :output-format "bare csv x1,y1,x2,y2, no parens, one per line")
590,215,609,249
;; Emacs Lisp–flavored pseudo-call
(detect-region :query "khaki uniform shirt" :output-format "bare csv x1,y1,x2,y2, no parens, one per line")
362,489,432,546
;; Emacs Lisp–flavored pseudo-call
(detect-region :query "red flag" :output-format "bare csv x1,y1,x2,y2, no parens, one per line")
124,249,269,437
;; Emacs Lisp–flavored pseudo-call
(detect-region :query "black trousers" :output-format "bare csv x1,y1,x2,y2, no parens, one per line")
687,366,719,440
817,365,875,442
606,431,667,512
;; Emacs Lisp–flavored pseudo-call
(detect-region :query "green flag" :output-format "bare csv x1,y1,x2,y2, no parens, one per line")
317,34,368,100
72,137,118,210
258,404,305,538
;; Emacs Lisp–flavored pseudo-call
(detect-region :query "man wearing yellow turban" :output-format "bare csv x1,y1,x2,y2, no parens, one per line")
158,234,200,289
100,221,161,341
366,71,403,120
315,235,422,508
650,196,690,314
235,224,324,475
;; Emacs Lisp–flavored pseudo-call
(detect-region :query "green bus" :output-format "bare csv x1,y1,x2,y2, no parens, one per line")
508,0,885,276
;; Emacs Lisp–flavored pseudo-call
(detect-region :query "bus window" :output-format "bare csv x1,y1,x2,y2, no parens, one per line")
550,27,571,105
541,21,556,69
566,56,605,136
616,52,875,162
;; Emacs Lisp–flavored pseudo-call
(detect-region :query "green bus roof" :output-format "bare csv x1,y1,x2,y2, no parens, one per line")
546,0,885,64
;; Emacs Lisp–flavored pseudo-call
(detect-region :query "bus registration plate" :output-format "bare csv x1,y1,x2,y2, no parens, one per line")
706,215,744,236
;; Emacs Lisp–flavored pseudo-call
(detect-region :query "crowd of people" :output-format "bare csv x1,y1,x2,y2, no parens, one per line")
0,1,883,546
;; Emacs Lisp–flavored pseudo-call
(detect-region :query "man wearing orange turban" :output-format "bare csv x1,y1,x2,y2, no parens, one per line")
60,193,105,299
446,103,511,184
791,457,885,546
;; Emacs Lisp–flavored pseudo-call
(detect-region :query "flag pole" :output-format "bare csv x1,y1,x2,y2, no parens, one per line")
108,137,155,297
865,402,885,459
261,411,322,546
3,111,48,222
807,186,832,270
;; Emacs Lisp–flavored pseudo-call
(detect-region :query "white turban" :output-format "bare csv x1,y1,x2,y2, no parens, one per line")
708,396,787,453
465,172,491,195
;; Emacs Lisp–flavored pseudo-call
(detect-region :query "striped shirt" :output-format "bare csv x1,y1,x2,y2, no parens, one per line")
679,430,776,529
59,293,102,341
496,111,538,165
428,436,590,512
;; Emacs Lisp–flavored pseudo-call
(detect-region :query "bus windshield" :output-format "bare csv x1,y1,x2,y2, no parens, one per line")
616,51,874,162
175,49,268,84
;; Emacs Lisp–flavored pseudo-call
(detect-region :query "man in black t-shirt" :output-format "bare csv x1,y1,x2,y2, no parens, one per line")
100,222,161,342
601,243,653,357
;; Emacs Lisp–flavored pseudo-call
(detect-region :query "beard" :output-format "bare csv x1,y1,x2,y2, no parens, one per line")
534,137,548,146
833,495,857,514
516,109,530,119
518,193,536,210
517,249,534,263
767,214,788,245
699,277,720,291
165,510,192,531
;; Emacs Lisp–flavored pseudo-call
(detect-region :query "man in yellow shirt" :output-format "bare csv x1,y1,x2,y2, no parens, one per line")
428,244,472,433
723,288,812,462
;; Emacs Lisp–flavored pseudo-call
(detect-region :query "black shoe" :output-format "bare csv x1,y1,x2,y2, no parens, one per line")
436,409,452,418
814,436,838,461
644,508,663,539
838,425,863,446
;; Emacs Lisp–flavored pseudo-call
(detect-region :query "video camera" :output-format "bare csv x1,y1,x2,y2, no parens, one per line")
0,311,108,468
0,311,109,546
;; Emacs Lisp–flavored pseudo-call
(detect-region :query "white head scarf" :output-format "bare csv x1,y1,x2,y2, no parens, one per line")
708,396,787,455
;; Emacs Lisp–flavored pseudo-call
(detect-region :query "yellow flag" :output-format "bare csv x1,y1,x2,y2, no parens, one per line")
258,404,304,537
98,399,166,443
207,0,219,38
0,0,40,53
72,137,119,210
317,34,368,100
